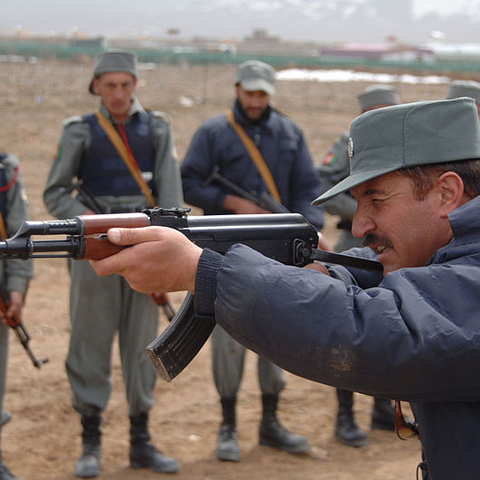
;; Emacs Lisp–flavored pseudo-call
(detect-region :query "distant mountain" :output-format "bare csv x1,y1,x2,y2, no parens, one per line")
152,0,480,44
3,0,480,44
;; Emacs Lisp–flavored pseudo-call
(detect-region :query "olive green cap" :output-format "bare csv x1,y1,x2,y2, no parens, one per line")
235,60,276,95
312,97,480,205
446,80,480,105
89,49,138,94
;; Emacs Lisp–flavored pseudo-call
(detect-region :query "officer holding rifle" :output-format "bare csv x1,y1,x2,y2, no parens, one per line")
181,60,325,462
92,97,480,479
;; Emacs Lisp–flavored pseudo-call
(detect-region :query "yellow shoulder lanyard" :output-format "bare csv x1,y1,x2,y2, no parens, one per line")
94,111,156,208
225,110,281,203
0,214,7,240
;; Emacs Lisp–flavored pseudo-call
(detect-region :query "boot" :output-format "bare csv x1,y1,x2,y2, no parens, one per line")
129,412,179,474
371,398,395,431
335,389,369,447
216,397,239,462
74,414,101,478
0,457,19,480
259,394,309,454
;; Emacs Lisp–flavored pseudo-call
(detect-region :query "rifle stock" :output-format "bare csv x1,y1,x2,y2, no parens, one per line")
0,207,382,380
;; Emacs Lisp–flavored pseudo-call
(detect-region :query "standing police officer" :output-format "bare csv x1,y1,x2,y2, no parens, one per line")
0,151,33,480
43,50,183,477
181,60,324,462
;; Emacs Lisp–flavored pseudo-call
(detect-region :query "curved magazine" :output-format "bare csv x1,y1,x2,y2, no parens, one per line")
146,293,216,382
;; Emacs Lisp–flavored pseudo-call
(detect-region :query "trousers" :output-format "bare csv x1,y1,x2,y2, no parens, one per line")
211,325,285,398
66,260,159,416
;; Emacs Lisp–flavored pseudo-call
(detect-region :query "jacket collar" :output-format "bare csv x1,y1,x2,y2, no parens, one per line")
232,99,273,131
448,195,480,241
430,195,480,264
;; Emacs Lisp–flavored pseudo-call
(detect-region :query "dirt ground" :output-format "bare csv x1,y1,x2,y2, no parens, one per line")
0,59,471,479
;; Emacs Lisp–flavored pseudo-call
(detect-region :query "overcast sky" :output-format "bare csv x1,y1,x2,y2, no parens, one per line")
2,0,480,43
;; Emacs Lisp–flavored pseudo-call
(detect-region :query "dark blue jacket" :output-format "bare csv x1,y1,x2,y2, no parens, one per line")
194,195,480,479
181,101,324,230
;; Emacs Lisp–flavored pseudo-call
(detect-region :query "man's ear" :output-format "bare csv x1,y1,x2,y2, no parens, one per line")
438,171,465,217
92,77,100,95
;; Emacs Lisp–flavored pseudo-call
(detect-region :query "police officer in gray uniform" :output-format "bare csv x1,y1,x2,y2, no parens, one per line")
0,153,33,480
43,50,183,477
318,85,400,447
446,79,480,118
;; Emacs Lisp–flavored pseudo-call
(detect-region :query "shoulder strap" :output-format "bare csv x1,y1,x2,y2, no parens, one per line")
226,110,281,203
0,212,6,240
94,111,156,208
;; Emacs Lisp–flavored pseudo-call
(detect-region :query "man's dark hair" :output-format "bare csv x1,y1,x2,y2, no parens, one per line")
400,159,480,201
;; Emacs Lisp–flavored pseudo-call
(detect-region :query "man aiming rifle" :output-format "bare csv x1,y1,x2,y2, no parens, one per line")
86,97,480,479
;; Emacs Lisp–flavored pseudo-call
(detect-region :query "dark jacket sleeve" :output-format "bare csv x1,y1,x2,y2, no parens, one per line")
196,243,480,403
181,118,229,213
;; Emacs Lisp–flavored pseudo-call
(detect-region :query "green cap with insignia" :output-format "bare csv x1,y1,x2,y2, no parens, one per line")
89,49,138,94
312,97,480,205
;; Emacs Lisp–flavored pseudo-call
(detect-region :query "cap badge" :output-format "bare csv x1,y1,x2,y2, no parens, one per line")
347,137,354,158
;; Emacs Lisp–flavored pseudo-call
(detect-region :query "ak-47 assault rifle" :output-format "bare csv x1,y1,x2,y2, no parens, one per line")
0,207,382,381
0,284,49,368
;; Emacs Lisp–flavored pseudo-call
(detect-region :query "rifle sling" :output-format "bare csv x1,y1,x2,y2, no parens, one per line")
94,111,156,208
226,110,281,203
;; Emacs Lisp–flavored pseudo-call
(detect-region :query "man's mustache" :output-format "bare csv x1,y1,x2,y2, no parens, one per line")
363,233,394,250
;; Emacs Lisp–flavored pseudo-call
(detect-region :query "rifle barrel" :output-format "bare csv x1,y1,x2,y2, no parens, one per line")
0,238,81,258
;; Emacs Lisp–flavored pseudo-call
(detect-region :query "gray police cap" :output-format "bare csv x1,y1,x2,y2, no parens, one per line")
89,49,138,94
313,97,480,205
446,80,480,105
235,60,276,95
357,84,400,112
